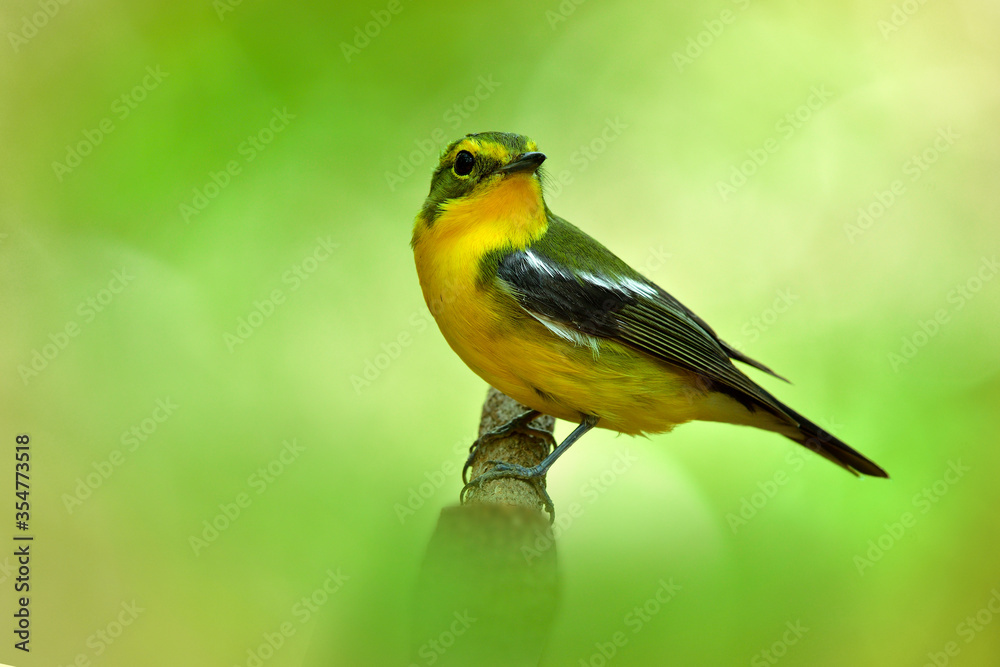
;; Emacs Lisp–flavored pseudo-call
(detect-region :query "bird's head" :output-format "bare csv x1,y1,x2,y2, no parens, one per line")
416,132,547,227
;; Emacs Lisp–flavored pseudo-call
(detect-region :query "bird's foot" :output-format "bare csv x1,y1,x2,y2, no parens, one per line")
460,461,554,523
461,410,556,484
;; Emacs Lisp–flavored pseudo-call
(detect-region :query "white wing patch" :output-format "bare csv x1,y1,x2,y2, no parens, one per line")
528,311,603,359
619,277,658,298
522,250,558,277
579,271,657,298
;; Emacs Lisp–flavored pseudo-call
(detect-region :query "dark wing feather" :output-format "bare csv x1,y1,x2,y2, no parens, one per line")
493,214,795,423
721,340,790,382
642,279,789,383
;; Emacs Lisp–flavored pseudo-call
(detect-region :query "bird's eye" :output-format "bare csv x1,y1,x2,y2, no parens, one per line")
453,150,475,176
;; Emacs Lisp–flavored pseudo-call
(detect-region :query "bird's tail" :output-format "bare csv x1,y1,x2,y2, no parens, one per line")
695,388,889,478
779,405,888,478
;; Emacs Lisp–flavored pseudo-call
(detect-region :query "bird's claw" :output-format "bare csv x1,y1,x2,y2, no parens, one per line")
460,461,555,523
461,411,555,484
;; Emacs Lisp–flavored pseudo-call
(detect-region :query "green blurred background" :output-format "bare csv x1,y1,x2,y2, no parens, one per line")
2,0,999,665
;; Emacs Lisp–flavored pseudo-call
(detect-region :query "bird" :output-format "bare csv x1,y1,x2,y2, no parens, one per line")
410,131,888,515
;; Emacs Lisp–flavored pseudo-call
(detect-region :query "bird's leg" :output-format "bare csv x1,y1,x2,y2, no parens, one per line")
462,415,599,522
462,409,556,484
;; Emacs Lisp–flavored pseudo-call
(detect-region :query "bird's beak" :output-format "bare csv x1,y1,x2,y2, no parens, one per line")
497,151,546,175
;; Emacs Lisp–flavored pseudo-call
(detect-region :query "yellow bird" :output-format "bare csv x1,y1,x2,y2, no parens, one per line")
411,131,887,509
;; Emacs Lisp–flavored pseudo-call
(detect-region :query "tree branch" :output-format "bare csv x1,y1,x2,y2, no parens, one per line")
410,388,559,666
462,387,555,513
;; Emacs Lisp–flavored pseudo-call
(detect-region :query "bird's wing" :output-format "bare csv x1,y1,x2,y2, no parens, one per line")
644,280,789,382
492,214,794,422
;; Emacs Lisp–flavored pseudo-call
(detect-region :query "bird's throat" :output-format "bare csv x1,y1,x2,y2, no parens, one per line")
427,174,548,253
